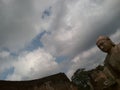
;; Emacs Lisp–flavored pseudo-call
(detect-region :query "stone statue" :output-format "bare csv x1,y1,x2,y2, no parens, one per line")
96,35,120,78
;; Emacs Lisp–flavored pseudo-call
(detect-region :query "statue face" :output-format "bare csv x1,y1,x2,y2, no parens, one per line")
97,39,113,53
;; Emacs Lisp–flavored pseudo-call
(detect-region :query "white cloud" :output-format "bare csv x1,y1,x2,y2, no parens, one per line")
0,0,56,52
41,0,120,79
0,0,120,80
0,51,10,58
5,48,58,80
41,0,120,57
66,46,106,78
0,51,15,75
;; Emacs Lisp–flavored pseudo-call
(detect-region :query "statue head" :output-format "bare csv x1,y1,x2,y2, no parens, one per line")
96,36,115,53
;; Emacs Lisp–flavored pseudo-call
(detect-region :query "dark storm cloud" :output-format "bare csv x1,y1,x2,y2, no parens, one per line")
41,0,120,60
0,0,37,51
72,2,120,58
76,13,120,54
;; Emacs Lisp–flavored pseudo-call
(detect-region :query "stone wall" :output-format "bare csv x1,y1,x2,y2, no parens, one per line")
0,73,78,90
89,66,120,90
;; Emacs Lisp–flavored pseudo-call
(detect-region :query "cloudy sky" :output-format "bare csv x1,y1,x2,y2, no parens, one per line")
0,0,120,81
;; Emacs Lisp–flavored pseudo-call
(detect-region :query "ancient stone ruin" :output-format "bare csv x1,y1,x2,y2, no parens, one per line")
89,65,120,90
0,73,78,90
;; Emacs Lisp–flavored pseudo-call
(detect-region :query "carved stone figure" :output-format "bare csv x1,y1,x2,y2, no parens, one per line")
96,36,120,78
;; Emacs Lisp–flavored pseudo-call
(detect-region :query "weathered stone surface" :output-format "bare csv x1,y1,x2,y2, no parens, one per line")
0,73,78,90
89,65,120,90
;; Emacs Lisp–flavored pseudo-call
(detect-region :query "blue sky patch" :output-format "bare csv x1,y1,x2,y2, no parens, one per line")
0,67,14,80
56,56,68,63
25,31,46,51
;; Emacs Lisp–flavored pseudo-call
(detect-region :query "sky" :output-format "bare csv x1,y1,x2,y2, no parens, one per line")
0,0,120,81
